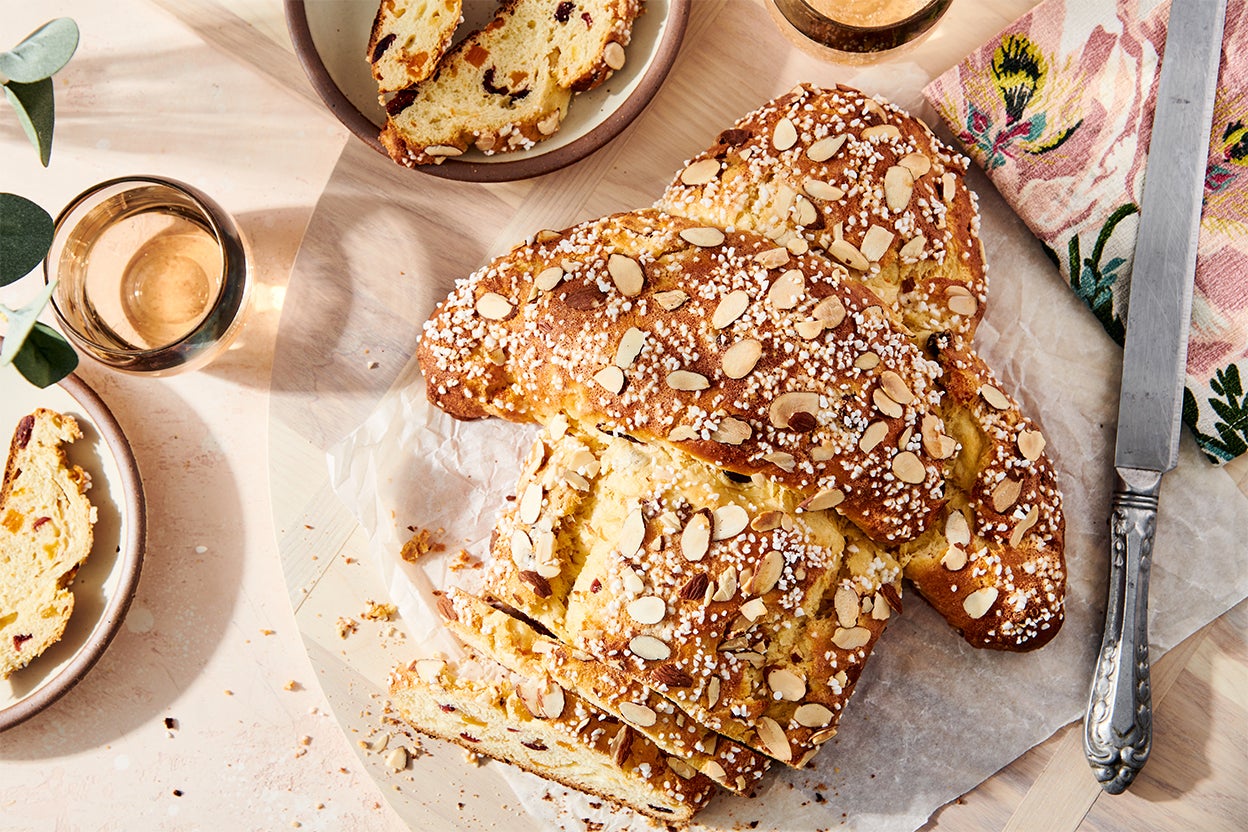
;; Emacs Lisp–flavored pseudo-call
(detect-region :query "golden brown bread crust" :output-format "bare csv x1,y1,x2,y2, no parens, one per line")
389,651,716,821
440,590,772,792
418,208,952,544
656,83,987,343
473,423,897,767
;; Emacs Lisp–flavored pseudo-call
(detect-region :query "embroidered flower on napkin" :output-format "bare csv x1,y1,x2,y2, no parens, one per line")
924,0,1248,463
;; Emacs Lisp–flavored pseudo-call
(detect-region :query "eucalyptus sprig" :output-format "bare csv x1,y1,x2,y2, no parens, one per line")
1,17,79,166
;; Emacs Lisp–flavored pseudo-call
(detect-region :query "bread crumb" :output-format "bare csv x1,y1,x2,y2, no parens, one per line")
335,618,358,639
260,629,275,636
362,601,397,622
223,689,234,696
448,549,482,572
385,745,409,772
284,680,302,692
400,527,445,563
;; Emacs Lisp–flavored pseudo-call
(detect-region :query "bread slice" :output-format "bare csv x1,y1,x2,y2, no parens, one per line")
367,0,463,95
0,410,96,679
656,83,988,344
439,589,773,792
380,0,642,166
389,650,716,822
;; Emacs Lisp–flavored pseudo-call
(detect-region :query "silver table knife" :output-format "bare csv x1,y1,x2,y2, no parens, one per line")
1083,0,1228,795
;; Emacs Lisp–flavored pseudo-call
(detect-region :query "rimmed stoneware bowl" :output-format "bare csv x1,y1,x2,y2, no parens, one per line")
286,0,689,182
0,367,145,732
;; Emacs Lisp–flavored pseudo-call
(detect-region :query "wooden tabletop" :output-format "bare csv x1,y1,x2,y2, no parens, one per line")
1,1,1244,830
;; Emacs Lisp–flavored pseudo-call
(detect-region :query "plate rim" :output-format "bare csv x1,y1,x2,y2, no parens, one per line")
0,372,146,733
284,0,691,183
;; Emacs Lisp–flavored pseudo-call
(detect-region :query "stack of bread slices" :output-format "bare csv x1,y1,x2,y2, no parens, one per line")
367,0,643,167
393,83,1066,821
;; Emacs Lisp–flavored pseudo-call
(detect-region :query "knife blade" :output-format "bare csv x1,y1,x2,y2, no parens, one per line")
1083,0,1228,795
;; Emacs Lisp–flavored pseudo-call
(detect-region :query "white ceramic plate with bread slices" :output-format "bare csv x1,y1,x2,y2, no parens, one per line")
286,0,688,181
0,364,145,732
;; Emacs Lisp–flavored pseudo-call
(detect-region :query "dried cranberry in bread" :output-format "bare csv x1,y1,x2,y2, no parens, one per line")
367,0,462,94
418,208,951,545
440,590,772,792
656,83,987,343
471,422,897,768
380,0,642,166
389,651,715,822
0,410,96,679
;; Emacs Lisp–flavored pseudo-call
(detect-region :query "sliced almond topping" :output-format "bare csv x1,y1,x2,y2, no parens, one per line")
680,510,712,562
712,504,750,540
680,158,721,186
627,595,666,625
832,626,872,650
834,585,860,628
518,679,544,718
666,757,698,780
425,145,463,158
768,668,806,701
751,511,784,532
793,195,818,227
518,483,543,525
769,391,821,429
668,425,697,441
762,451,797,472
702,759,726,782
751,550,785,595
859,420,889,453
873,388,904,419
921,413,957,460
942,545,968,571
942,171,957,202
881,370,915,405
756,716,792,762
475,292,514,320
628,635,671,661
813,295,846,328
607,253,644,297
739,597,767,621
795,703,834,728
948,292,979,317
538,684,566,719
804,179,845,201
801,487,845,512
861,124,901,141
768,269,806,310
992,478,1023,513
561,470,591,491
963,587,998,620
796,319,825,340
810,440,837,461
892,451,926,484
773,117,798,151
1017,429,1046,461
667,370,710,391
681,226,726,247
534,266,564,291
753,246,791,269
898,152,932,177
1010,505,1041,548
414,659,446,683
712,289,751,329
654,289,689,311
898,235,926,259
621,568,645,595
807,134,847,162
511,528,534,563
619,508,646,559
827,239,870,271
706,676,721,709
593,365,626,394
619,701,658,727
810,726,838,745
884,164,915,212
603,40,626,70
788,235,810,256
871,591,892,621
859,224,896,263
945,510,972,546
979,383,1010,410
710,416,752,445
848,352,881,374
713,567,738,603
614,327,646,369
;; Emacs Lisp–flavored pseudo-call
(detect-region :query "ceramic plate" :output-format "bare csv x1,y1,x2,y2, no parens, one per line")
285,0,689,181
0,366,145,732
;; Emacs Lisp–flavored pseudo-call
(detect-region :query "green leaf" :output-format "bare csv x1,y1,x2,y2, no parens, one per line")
11,321,77,388
0,18,79,83
4,77,55,166
0,192,54,285
0,279,57,365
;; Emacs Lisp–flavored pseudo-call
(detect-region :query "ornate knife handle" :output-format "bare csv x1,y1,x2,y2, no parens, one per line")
1084,467,1161,794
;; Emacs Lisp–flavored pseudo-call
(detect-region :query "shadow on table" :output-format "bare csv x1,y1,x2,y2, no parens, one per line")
0,375,245,758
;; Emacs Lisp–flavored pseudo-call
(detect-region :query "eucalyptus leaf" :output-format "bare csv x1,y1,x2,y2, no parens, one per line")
0,278,58,365
4,77,55,165
12,321,77,388
0,18,79,83
0,192,54,286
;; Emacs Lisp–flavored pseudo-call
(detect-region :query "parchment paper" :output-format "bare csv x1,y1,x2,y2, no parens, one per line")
327,170,1248,831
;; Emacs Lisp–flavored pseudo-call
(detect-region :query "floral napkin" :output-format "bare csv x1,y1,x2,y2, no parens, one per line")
924,0,1247,464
